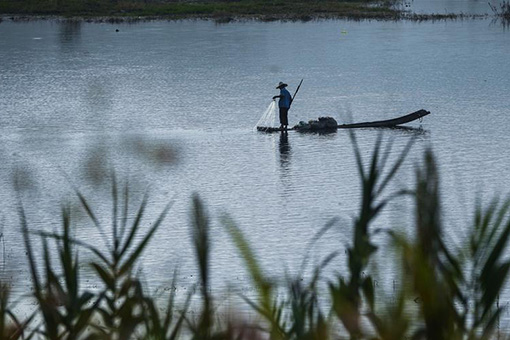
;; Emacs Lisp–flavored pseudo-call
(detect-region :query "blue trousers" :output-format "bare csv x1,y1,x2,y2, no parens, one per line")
279,107,289,126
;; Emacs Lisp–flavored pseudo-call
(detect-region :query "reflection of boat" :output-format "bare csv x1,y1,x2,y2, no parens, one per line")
257,109,430,133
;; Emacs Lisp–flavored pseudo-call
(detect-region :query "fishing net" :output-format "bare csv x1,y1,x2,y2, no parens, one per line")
255,100,277,130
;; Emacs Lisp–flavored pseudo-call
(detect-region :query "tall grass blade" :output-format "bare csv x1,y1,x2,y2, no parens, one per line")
190,194,212,339
118,200,172,276
299,217,339,275
222,215,271,305
222,214,286,339
118,191,148,260
377,137,415,196
112,171,119,255
75,190,110,248
18,203,42,296
349,132,366,182
32,230,111,268
120,179,130,243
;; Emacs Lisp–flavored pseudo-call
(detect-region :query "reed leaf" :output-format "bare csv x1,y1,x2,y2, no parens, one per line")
119,201,172,277
83,180,173,339
190,194,213,339
366,291,410,340
92,263,115,291
75,189,111,249
117,191,149,261
112,171,119,254
222,215,288,340
376,137,414,197
466,195,510,337
31,203,97,339
32,230,112,268
143,271,191,340
120,178,130,244
222,216,272,309
332,134,414,339
1,282,33,340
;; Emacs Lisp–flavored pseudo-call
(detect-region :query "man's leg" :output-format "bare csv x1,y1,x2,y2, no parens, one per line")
282,108,289,130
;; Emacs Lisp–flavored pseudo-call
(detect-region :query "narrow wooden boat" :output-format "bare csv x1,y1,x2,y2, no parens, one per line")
256,109,430,133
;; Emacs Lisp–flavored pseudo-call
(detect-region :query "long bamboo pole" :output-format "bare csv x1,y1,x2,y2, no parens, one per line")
290,79,303,108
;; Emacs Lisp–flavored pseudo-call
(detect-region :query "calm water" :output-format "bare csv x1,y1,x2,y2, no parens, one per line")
1,10,510,320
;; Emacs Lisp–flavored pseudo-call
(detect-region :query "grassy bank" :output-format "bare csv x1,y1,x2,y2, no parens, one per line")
0,0,402,21
2,135,510,339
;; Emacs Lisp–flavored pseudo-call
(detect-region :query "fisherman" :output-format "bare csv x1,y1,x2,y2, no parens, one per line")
272,81,292,131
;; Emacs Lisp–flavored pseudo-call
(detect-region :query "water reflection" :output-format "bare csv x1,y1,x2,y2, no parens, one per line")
278,131,293,207
279,131,291,170
58,20,81,49
84,77,114,117
389,126,429,136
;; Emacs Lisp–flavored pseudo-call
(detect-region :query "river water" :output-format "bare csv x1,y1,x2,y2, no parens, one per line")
1,2,510,326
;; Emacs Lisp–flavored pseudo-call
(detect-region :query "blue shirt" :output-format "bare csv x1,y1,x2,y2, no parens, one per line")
279,88,291,108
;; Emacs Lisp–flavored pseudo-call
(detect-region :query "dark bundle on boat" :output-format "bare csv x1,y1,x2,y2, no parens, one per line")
294,117,338,132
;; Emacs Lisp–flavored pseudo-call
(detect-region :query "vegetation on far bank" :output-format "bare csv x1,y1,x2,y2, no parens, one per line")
490,0,510,20
0,0,499,23
0,0,403,21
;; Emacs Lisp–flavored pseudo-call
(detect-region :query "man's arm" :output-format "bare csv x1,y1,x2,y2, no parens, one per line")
272,95,281,100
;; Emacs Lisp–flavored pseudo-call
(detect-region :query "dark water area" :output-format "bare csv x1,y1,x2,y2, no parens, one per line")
1,12,510,323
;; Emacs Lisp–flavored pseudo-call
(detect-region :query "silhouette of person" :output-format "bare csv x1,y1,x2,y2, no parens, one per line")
272,82,292,131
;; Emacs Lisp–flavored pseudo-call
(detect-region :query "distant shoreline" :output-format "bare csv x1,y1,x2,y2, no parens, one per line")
0,0,491,23
0,0,496,24
0,13,490,24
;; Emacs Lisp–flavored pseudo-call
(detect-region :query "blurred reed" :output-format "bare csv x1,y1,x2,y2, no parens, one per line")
3,135,510,339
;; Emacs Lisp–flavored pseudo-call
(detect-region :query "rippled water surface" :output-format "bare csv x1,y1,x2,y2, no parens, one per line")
1,16,510,317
